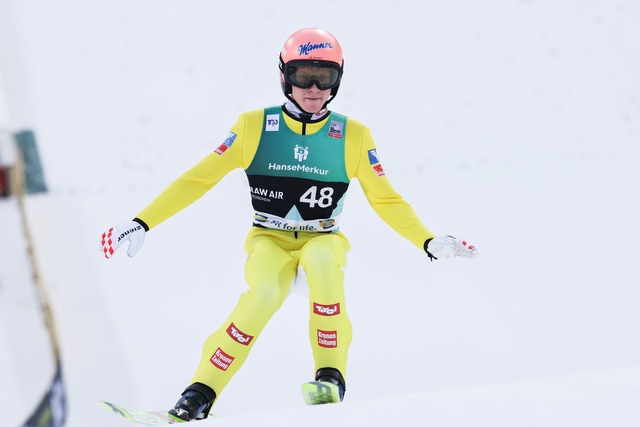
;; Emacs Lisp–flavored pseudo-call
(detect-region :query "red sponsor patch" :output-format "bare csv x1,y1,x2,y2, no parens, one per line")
214,144,229,155
317,329,338,348
210,347,235,371
226,322,254,346
373,164,385,176
313,302,341,316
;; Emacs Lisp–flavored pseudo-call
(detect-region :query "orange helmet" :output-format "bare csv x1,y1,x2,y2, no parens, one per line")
279,28,344,107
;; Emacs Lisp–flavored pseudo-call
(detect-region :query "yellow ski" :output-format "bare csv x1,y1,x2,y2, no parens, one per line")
99,401,186,425
301,381,341,405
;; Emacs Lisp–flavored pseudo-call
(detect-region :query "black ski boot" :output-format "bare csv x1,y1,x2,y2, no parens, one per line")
168,382,216,421
316,367,346,401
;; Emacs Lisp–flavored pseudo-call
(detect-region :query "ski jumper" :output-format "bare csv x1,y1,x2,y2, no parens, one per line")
134,105,435,397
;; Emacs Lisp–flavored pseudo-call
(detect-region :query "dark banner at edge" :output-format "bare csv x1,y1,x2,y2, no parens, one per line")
22,362,67,427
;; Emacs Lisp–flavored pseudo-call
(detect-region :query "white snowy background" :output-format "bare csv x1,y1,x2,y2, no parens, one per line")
1,1,639,426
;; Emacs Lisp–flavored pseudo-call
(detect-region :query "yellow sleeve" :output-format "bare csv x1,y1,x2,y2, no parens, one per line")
345,118,435,250
136,110,263,230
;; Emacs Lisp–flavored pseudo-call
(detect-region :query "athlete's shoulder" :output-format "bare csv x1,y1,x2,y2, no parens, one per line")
336,113,369,141
238,108,266,123
345,116,368,130
231,108,269,136
339,113,374,178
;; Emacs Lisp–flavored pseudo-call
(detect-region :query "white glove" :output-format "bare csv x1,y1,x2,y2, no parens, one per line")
425,235,478,260
100,220,146,259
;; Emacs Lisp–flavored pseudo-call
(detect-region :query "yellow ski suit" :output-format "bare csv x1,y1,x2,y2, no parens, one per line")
134,106,435,396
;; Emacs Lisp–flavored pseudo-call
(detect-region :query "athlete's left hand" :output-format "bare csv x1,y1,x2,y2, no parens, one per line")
424,235,478,260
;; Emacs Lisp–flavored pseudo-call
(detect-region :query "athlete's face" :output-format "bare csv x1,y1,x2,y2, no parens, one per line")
291,84,331,114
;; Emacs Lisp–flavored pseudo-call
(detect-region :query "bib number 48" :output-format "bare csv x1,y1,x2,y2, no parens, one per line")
300,186,334,208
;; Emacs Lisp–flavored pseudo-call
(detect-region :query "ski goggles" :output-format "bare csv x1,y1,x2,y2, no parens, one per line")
282,60,342,90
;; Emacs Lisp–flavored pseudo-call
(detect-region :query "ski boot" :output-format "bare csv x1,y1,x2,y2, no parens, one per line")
168,382,216,421
316,367,346,401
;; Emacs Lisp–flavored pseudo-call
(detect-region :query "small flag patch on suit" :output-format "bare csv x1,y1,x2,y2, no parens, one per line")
214,132,237,155
368,149,379,164
368,149,385,176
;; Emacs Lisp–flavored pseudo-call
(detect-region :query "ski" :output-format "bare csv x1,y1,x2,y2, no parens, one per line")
100,382,339,425
301,381,341,405
99,401,186,425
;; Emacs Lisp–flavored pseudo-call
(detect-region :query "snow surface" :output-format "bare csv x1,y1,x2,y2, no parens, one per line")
1,1,640,426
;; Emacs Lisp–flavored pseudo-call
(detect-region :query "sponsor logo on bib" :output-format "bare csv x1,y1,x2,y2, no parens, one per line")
266,114,280,131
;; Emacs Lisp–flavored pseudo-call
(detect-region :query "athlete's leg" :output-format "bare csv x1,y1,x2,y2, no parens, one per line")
299,233,352,384
190,228,298,394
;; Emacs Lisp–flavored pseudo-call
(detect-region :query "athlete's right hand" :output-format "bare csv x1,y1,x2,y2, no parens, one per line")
100,220,146,259
424,235,478,261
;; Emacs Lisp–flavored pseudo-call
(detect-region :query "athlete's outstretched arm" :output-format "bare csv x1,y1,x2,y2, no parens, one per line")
100,112,257,259
348,123,477,259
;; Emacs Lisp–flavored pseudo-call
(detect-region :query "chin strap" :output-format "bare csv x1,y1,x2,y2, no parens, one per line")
283,93,334,116
283,101,329,120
